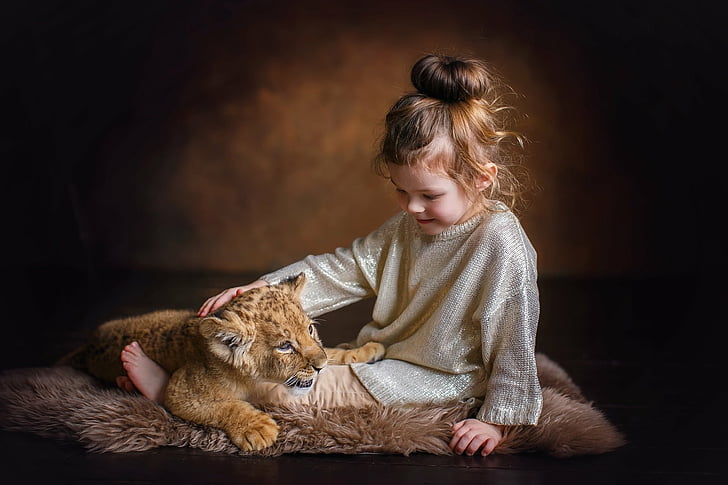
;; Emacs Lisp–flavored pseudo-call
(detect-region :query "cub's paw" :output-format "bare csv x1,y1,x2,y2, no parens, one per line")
327,341,385,364
228,412,280,451
357,341,386,363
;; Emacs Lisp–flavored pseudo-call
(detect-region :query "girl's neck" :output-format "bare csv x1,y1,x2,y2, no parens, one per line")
425,211,485,241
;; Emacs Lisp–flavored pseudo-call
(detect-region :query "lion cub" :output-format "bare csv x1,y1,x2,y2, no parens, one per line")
63,273,385,451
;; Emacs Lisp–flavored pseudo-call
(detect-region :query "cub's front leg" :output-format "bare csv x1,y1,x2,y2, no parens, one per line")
164,366,278,451
325,341,386,365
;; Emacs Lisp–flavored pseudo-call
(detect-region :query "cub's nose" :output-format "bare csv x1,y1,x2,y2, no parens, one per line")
312,354,328,372
311,352,328,372
303,343,328,371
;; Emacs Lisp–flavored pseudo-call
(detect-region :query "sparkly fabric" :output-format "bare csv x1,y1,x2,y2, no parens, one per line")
261,203,542,425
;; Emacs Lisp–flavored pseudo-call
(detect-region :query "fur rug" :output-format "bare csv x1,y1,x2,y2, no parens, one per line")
0,353,625,457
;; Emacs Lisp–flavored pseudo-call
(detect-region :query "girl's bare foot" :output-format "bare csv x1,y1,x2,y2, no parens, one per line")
118,341,170,404
115,375,136,392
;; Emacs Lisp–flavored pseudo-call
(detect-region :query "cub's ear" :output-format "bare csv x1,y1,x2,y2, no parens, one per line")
199,313,256,363
281,272,306,299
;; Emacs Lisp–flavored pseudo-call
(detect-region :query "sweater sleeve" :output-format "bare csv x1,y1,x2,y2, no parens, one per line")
476,281,542,425
259,214,401,317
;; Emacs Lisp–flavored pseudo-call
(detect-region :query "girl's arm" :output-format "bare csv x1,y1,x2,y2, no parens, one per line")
260,247,374,317
259,215,402,317
477,283,542,425
196,246,376,319
197,215,400,318
473,215,542,425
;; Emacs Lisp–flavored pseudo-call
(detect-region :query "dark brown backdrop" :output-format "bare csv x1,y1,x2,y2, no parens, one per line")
2,0,724,279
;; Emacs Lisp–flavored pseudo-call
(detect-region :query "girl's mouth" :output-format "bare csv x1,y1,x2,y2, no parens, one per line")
416,218,435,224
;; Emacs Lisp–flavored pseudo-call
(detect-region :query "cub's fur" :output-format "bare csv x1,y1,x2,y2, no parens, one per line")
63,273,385,451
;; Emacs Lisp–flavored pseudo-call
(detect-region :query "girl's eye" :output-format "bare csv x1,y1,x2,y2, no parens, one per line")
424,194,440,201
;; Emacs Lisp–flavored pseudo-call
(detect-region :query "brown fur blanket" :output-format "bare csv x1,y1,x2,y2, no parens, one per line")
0,353,625,457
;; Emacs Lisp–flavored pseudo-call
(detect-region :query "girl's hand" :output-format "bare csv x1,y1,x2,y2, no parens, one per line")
197,280,268,317
449,419,504,456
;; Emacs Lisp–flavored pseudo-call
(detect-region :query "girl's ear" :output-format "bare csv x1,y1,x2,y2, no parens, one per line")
476,162,498,191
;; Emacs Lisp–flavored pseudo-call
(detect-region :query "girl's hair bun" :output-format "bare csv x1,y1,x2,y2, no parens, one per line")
410,54,490,102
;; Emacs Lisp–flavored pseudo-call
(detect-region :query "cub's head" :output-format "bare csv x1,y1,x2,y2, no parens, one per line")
199,273,327,394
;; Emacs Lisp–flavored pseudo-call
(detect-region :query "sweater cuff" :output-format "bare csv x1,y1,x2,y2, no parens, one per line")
476,395,542,426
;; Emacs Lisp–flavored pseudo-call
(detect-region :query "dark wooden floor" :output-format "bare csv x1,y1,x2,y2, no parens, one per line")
1,269,726,485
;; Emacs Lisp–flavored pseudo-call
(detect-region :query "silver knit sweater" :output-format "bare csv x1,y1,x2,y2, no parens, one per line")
261,204,543,425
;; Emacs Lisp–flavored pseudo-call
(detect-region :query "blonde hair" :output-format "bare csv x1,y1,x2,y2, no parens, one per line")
374,54,530,213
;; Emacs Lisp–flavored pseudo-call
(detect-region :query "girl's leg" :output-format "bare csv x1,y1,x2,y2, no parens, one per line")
116,341,169,404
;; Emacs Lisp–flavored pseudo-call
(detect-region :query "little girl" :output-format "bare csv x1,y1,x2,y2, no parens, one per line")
118,53,543,457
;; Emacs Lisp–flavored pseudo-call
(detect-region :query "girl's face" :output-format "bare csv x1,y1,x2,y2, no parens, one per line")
388,163,481,236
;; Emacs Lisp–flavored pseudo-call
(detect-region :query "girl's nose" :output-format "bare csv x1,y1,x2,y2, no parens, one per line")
407,198,424,214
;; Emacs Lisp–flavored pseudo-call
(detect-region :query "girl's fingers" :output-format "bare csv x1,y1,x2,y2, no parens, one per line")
208,290,234,314
453,435,477,455
449,429,473,454
209,301,222,314
198,295,221,316
480,438,497,456
448,432,460,451
449,420,472,452
448,436,462,454
197,299,212,316
465,436,485,456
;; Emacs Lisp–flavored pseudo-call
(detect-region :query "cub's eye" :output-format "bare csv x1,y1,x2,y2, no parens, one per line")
277,342,293,352
308,324,315,336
